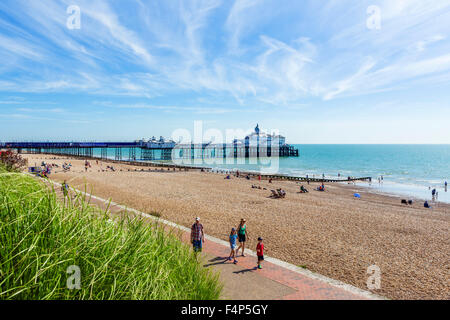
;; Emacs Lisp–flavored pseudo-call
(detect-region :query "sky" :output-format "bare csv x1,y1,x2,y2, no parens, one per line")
1,0,450,144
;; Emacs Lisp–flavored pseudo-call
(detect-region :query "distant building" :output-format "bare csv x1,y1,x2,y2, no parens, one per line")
136,136,176,149
234,124,286,147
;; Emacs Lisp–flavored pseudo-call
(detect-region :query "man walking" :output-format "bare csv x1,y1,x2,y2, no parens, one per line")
191,217,205,258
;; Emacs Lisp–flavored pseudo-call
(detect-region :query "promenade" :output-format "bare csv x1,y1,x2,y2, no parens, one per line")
46,178,383,300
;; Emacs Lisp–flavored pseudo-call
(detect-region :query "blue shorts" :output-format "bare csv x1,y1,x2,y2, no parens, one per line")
230,243,236,250
193,240,202,252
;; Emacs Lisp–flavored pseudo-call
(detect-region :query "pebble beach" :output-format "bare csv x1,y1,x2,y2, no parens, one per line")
23,154,450,300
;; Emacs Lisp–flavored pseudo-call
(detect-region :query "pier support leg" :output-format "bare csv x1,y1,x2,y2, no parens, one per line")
129,148,136,161
115,148,122,161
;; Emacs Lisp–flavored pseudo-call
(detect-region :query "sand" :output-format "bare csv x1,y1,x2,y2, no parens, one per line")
23,154,450,300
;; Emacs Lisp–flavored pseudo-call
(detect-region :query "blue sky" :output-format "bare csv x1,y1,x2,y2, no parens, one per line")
1,0,450,143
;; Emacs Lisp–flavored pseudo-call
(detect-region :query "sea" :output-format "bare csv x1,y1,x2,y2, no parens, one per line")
92,144,450,203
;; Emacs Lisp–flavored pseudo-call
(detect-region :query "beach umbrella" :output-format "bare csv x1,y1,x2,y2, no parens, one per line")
354,193,361,198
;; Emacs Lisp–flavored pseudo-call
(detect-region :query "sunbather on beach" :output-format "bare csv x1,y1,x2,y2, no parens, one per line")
274,189,286,198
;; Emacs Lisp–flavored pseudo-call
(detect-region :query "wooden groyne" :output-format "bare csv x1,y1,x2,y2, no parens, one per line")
232,172,372,183
38,152,371,183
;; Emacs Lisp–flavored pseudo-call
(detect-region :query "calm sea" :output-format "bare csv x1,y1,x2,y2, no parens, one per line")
93,145,450,203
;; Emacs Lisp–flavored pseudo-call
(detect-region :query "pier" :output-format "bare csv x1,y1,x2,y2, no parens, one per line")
0,140,299,162
0,125,300,161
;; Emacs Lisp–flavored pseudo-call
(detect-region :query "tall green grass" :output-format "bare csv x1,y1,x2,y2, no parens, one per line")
0,166,222,299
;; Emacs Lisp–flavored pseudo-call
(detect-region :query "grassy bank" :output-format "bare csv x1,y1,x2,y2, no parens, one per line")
0,166,222,299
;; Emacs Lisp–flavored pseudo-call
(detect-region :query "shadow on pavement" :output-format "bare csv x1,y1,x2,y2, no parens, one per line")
233,267,257,274
203,256,228,267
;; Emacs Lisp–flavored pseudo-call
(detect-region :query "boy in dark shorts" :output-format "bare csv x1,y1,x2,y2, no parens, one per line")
256,237,264,269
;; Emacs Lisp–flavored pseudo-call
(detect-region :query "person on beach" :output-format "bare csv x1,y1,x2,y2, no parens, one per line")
445,181,448,192
256,237,264,269
236,219,249,257
191,217,205,257
228,228,238,264
61,180,69,197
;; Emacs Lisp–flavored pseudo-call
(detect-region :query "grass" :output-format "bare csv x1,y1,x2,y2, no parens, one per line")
0,165,222,300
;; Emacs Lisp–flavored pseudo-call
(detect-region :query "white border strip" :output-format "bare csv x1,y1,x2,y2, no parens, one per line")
39,175,385,300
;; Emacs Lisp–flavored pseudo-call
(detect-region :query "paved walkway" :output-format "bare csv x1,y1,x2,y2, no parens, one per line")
47,178,383,300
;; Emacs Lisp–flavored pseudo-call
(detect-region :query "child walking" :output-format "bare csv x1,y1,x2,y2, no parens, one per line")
256,237,264,269
228,228,238,264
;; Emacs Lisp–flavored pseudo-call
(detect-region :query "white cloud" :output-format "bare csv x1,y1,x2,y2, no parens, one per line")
0,0,450,106
413,35,446,52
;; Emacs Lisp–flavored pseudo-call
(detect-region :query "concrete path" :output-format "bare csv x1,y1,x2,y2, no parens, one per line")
46,178,384,300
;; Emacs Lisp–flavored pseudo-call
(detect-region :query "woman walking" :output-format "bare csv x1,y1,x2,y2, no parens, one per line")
236,218,249,257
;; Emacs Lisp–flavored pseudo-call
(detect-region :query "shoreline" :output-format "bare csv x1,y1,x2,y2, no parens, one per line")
35,152,438,202
22,153,450,300
65,152,450,204
354,181,450,205
30,152,447,203
26,152,372,181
